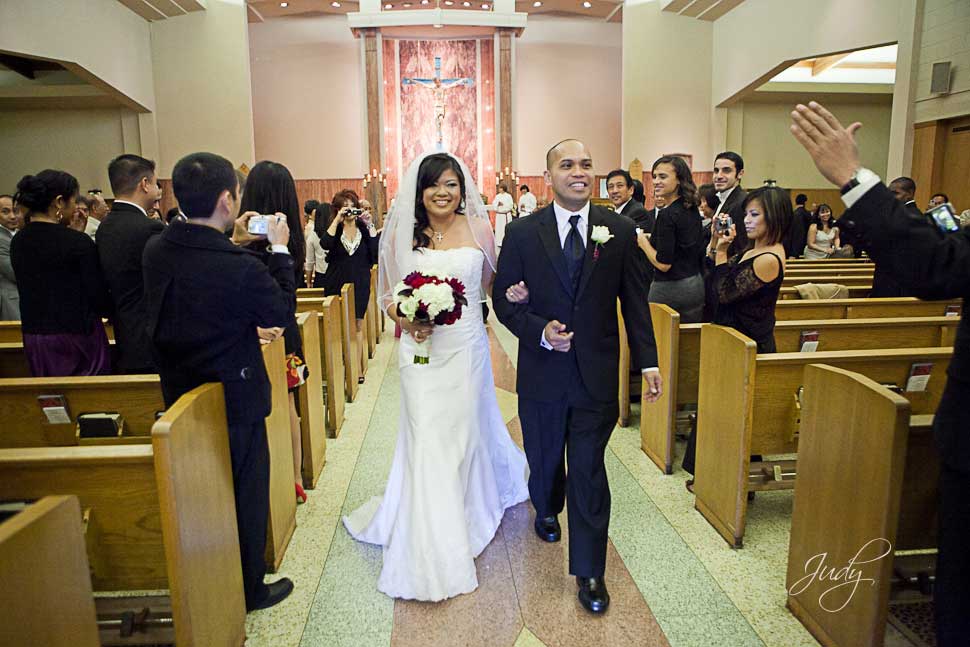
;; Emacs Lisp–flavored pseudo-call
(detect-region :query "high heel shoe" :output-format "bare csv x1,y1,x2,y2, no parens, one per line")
295,482,307,504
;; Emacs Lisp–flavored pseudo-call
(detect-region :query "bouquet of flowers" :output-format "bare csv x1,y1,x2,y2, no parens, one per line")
394,270,468,364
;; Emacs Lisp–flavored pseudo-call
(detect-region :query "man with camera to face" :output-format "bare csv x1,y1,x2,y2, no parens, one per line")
142,152,296,613
792,101,970,646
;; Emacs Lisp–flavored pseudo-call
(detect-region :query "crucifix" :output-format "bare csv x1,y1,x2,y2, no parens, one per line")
402,56,474,150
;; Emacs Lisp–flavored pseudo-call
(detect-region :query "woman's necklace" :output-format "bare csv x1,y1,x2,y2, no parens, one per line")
430,217,456,243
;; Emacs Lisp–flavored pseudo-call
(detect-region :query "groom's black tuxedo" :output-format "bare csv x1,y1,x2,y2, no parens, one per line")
493,202,657,577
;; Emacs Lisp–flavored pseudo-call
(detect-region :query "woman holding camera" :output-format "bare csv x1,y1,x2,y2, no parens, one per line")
802,203,840,259
319,189,379,328
638,156,705,323
683,186,791,491
239,161,310,503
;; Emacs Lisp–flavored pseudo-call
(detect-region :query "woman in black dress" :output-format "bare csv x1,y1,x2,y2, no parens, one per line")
239,161,310,503
11,170,113,376
683,186,792,491
319,190,379,328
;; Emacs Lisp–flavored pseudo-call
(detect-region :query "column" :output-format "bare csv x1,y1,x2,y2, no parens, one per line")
498,28,514,173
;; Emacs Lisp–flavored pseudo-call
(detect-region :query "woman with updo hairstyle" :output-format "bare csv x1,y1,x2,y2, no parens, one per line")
10,170,112,376
638,155,706,322
319,188,379,327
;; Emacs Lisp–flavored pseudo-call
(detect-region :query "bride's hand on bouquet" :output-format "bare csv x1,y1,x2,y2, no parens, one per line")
505,281,530,304
401,318,433,343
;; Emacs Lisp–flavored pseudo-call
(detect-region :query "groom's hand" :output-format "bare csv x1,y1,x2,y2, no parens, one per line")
543,320,574,353
642,369,662,403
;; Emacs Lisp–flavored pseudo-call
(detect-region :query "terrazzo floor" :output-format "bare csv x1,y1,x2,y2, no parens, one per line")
243,314,920,647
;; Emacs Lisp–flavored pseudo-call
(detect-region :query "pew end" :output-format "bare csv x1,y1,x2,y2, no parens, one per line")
296,312,327,489
641,303,680,474
260,338,297,572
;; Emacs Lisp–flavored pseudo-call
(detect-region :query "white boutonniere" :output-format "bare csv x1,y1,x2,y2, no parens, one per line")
590,225,613,260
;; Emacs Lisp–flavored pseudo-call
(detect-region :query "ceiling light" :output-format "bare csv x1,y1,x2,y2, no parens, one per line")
582,1,591,6
533,1,542,5
482,3,489,7
331,1,341,6
280,1,288,6
463,1,470,5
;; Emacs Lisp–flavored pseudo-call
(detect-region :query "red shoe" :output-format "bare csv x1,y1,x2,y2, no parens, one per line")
295,482,307,504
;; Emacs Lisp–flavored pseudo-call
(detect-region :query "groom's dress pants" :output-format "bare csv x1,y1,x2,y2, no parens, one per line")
519,355,618,578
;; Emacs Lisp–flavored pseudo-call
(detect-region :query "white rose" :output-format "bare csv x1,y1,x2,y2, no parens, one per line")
590,225,614,245
413,283,456,319
398,296,419,319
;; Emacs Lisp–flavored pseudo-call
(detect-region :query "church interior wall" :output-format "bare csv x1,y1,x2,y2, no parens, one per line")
914,0,970,123
514,16,622,176
249,15,365,180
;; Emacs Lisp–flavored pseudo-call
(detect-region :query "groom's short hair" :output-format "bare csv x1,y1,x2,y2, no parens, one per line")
546,139,585,170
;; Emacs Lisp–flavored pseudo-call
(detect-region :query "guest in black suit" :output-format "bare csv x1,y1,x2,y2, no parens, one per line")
494,139,660,615
97,155,164,374
11,170,112,376
142,152,294,612
785,193,811,258
865,176,923,297
319,190,379,327
606,168,655,233
711,152,750,258
792,101,970,645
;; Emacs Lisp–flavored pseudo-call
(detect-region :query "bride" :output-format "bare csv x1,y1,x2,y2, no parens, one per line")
343,151,530,601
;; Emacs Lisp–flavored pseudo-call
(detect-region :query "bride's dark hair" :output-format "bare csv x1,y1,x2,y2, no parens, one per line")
413,153,466,250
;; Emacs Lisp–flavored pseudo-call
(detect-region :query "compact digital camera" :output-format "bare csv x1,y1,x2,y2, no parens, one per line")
926,202,960,234
345,207,364,219
247,214,274,235
715,215,732,235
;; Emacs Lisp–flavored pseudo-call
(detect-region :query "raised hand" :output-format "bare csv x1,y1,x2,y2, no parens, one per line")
790,101,862,188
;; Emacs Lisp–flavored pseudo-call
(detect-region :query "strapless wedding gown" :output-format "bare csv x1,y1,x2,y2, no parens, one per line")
343,246,530,601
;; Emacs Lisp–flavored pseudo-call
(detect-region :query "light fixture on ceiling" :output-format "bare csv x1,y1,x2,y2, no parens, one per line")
331,1,341,6
280,1,288,6
482,3,489,7
533,1,542,5
582,1,592,7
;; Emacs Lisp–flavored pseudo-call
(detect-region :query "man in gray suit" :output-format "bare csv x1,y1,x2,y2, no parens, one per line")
0,194,23,320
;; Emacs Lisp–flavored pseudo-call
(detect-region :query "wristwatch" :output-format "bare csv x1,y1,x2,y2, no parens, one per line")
839,167,877,195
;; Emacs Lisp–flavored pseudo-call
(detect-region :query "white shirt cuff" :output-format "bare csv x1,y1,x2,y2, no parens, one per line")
540,330,553,350
271,244,290,255
840,169,882,209
642,367,659,374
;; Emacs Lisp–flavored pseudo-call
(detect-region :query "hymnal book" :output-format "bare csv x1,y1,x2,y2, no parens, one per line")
37,395,70,424
905,363,934,392
77,413,125,438
799,330,819,352
945,304,961,317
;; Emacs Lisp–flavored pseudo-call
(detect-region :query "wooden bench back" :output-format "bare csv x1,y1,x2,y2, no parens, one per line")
779,284,871,299
695,324,951,545
0,496,99,647
295,311,327,488
0,375,164,448
781,275,874,287
319,297,345,435
260,338,296,572
787,365,938,647
784,267,874,277
774,297,961,320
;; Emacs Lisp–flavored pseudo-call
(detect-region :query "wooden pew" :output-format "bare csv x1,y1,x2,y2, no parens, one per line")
774,297,961,321
781,275,874,288
787,364,938,647
260,338,297,572
0,342,33,377
0,383,246,646
784,267,874,278
366,265,379,358
340,283,361,401
786,257,870,265
0,374,164,449
779,284,872,299
642,302,960,473
693,324,950,547
296,297,347,436
295,312,326,488
0,496,100,647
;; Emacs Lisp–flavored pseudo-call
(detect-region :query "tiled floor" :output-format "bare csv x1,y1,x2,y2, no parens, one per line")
244,316,918,647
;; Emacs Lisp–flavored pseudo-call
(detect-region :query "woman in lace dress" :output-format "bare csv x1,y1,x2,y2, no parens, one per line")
343,152,529,602
683,186,792,490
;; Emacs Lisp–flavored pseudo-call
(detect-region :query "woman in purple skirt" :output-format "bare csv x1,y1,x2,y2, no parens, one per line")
10,170,112,377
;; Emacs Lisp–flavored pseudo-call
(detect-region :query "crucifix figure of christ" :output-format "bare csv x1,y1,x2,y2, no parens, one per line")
402,56,474,150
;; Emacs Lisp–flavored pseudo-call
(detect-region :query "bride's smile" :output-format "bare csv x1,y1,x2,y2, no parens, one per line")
422,168,462,220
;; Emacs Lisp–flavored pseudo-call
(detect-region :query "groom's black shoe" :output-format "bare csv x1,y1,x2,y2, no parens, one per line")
248,577,294,612
577,576,610,614
534,515,561,543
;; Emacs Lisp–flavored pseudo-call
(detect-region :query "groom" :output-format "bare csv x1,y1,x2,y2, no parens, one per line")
493,139,662,614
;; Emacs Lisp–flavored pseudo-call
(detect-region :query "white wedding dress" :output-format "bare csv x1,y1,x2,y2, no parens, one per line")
343,246,530,602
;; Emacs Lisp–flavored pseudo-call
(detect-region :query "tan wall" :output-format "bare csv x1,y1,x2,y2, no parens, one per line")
0,0,155,111
736,99,893,188
149,0,255,177
914,0,970,123
0,108,137,194
622,3,714,174
515,16,621,175
248,16,364,179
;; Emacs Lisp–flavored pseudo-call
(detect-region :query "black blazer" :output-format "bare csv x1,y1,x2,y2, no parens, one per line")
493,204,658,403
718,187,749,258
97,202,165,372
142,222,296,428
618,200,656,234
845,182,970,469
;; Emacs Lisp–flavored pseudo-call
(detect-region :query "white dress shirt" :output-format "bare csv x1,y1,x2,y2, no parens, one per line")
518,192,537,216
84,217,100,240
713,185,738,219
